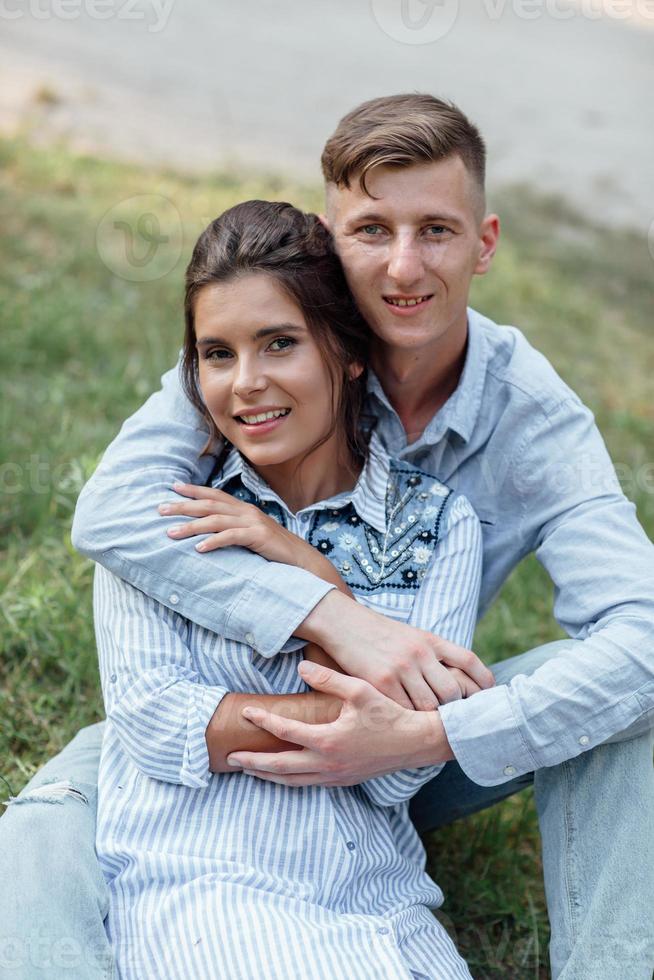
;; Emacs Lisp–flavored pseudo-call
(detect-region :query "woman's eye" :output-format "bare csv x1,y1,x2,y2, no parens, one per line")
268,336,296,352
205,348,232,361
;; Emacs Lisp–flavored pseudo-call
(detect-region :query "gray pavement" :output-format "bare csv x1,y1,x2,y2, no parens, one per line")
1,0,653,231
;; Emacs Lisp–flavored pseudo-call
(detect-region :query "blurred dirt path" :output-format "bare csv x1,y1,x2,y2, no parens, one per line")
1,0,652,231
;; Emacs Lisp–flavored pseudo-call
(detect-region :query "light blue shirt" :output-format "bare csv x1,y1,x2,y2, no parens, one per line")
73,307,654,787
94,445,480,980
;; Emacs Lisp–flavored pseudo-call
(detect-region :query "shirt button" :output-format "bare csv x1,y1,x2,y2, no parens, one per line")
377,927,389,935
110,674,117,683
579,735,589,746
346,841,356,851
503,765,516,777
169,593,179,605
245,632,255,646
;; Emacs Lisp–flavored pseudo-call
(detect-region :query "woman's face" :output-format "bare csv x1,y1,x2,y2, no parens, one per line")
195,273,344,477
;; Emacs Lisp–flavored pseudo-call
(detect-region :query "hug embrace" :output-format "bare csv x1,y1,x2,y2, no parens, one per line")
1,94,653,979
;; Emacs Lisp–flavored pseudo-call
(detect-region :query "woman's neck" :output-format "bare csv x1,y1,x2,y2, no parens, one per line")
249,433,362,514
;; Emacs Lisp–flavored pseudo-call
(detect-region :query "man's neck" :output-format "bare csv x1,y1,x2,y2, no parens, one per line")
371,328,468,445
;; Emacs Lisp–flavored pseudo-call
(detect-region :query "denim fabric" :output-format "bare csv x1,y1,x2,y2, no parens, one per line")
0,724,112,979
410,641,654,979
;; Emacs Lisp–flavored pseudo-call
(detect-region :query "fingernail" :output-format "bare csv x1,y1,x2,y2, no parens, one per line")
172,482,185,490
241,708,255,720
168,526,183,536
158,504,172,514
226,756,240,766
299,661,315,674
195,542,207,552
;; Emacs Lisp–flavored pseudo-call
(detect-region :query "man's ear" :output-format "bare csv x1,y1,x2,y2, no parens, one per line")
474,214,500,276
318,212,331,232
348,361,365,380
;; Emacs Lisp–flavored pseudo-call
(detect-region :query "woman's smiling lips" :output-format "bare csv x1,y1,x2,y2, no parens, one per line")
233,406,292,435
383,294,434,316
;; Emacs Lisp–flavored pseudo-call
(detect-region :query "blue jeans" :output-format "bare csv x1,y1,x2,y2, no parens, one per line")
1,641,652,980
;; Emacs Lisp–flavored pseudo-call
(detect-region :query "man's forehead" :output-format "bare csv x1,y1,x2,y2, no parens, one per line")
324,157,481,225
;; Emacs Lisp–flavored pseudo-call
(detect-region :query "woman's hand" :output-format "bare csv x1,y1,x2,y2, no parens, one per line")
159,482,316,568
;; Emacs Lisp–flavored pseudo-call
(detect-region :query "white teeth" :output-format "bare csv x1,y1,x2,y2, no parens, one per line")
239,409,290,424
387,296,429,307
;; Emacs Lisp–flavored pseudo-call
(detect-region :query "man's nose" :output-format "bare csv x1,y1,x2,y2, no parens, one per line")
386,236,425,286
233,357,267,397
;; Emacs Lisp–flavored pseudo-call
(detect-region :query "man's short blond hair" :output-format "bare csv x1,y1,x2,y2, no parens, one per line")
321,93,486,199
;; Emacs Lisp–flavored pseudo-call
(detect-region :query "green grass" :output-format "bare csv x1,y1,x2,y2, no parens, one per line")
1,136,652,978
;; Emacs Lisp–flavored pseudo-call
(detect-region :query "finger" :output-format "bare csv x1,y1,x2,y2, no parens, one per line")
227,748,323,774
298,661,370,706
160,499,237,518
167,516,249,539
433,639,495,689
239,707,324,750
420,659,463,706
171,483,234,501
397,669,441,712
194,527,265,552
447,668,482,699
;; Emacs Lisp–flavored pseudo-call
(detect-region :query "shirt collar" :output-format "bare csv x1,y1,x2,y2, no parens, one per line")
366,307,489,445
212,435,390,534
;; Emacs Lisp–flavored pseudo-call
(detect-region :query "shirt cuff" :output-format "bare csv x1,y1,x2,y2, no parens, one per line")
181,684,229,788
439,685,537,787
225,566,335,658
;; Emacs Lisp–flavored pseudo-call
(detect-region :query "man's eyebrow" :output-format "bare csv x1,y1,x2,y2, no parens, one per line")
344,211,463,227
195,324,305,347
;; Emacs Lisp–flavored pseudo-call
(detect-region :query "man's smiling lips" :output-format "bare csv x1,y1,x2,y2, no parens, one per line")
383,294,434,315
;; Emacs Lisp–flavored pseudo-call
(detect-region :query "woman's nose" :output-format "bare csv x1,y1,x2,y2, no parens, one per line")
232,358,267,397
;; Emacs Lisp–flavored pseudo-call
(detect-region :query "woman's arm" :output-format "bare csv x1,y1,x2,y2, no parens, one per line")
94,564,342,785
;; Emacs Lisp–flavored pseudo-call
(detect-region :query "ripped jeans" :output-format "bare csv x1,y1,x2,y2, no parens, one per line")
0,640,653,980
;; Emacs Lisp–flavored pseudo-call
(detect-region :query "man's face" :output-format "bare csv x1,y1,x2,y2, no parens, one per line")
324,156,498,360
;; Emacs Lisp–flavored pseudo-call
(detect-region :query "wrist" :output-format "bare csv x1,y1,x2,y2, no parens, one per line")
411,710,455,768
296,589,352,645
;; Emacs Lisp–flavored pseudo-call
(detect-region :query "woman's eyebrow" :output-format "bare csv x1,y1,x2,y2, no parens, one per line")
253,323,305,340
196,324,305,347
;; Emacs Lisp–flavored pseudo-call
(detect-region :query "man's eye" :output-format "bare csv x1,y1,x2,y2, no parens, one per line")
268,336,296,352
425,225,447,236
361,224,383,236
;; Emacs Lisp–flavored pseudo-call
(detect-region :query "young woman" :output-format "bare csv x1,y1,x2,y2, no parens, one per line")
93,200,482,979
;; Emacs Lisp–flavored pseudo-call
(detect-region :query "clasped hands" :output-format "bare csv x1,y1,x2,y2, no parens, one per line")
158,482,495,784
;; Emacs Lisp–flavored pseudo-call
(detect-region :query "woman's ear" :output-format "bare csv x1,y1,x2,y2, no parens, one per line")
348,361,365,380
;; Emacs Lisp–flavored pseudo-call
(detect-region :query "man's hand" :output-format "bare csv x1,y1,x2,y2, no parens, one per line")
226,660,455,786
298,590,494,711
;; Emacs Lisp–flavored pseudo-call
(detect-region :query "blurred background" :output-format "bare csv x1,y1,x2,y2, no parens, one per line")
1,3,653,976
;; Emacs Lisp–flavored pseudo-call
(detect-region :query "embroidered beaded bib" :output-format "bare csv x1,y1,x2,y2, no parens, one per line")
225,461,453,597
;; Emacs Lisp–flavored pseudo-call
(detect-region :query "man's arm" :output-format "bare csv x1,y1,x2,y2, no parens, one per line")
74,364,493,705
438,397,654,786
73,361,334,658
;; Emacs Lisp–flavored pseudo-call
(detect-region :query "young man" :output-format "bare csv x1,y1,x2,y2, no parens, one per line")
2,95,653,980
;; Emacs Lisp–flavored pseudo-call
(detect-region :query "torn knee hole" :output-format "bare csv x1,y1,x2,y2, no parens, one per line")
3,779,89,807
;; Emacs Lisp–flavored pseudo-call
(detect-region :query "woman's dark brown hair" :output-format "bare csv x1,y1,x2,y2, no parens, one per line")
182,199,370,467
